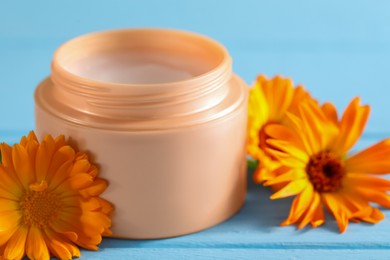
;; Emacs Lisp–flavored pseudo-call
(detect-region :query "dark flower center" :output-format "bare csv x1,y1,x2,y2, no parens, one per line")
20,184,63,228
306,151,345,192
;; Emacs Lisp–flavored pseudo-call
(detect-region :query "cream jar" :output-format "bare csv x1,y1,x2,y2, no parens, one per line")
35,29,248,239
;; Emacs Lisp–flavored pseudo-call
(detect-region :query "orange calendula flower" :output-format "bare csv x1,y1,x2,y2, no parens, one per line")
247,75,313,183
0,131,113,259
264,97,390,232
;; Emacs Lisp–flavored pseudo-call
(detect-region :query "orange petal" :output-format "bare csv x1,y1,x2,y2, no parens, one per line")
321,193,349,233
288,85,312,116
270,179,308,199
0,167,23,199
0,225,18,247
54,135,66,151
297,104,323,154
12,144,34,188
344,174,390,191
354,187,390,208
264,169,306,187
248,80,269,127
71,159,91,175
57,173,94,192
351,207,384,224
48,160,74,191
3,226,28,260
25,140,39,171
35,136,56,181
298,192,321,229
26,226,49,260
311,203,325,228
266,139,309,163
0,143,15,173
346,139,390,174
0,199,18,212
268,76,294,121
280,186,314,226
265,124,303,150
47,239,72,260
0,210,20,233
321,102,338,124
44,228,80,259
333,97,370,154
47,146,76,182
284,112,319,156
266,148,306,169
96,198,114,215
80,178,108,197
27,131,38,142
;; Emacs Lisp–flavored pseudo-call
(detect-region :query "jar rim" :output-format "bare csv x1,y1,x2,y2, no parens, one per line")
51,28,232,95
36,28,247,130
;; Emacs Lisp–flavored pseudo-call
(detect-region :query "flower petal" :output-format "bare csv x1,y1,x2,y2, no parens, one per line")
264,169,306,187
57,173,94,192
266,148,307,169
270,179,308,199
266,76,294,121
0,210,20,233
44,228,80,259
321,102,338,124
35,135,56,181
354,187,390,208
266,139,309,163
344,174,390,191
3,226,28,260
71,159,91,175
0,167,22,199
280,185,314,226
333,97,370,154
322,193,349,233
0,143,15,172
80,178,108,197
265,124,303,150
298,192,321,229
12,144,34,188
346,139,390,174
48,160,74,191
47,146,76,182
26,225,50,260
311,203,325,228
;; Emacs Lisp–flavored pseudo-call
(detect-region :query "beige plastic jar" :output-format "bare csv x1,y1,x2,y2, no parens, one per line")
35,29,248,239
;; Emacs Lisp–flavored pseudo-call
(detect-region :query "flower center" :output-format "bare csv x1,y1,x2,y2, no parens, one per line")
306,151,345,192
20,181,62,228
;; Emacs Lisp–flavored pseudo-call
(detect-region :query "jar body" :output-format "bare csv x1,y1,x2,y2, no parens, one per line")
34,29,248,239
35,84,247,238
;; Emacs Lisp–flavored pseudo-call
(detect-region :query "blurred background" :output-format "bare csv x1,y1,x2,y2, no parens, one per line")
1,0,389,137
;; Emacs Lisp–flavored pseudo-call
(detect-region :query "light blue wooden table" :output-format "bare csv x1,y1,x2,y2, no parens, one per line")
1,1,390,259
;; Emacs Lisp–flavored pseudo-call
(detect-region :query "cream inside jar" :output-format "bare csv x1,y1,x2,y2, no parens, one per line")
58,31,224,84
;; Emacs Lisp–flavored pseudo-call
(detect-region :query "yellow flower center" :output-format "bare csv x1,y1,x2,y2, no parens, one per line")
306,151,345,192
20,181,62,228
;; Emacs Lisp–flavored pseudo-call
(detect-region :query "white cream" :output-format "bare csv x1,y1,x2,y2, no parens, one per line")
64,51,210,84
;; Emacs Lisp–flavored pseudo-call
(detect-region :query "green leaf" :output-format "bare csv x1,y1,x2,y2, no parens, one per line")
247,157,258,170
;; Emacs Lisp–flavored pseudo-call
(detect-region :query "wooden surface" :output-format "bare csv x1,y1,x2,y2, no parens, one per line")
2,1,390,259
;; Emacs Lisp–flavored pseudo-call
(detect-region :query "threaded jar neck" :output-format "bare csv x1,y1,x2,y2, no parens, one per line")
50,29,233,119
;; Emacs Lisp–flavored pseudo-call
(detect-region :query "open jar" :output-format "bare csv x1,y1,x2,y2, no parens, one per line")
35,29,248,239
